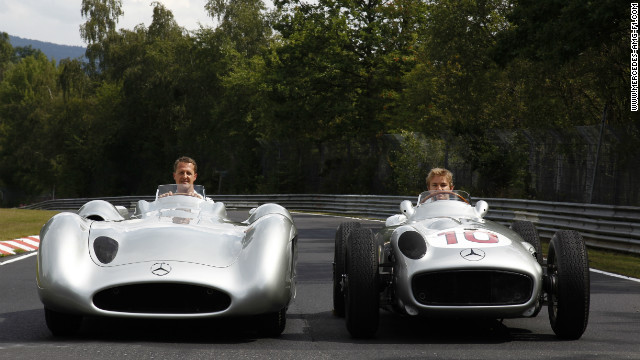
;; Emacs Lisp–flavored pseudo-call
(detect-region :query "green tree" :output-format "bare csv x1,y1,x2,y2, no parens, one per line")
58,58,88,101
494,0,630,126
80,0,124,72
256,0,429,192
0,52,61,198
0,33,13,82
206,0,271,57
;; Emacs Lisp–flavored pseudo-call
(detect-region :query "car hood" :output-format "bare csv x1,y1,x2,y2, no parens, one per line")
409,217,515,249
88,216,246,268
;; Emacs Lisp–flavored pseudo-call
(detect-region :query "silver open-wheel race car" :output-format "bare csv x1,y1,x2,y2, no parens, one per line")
36,184,298,337
333,190,590,340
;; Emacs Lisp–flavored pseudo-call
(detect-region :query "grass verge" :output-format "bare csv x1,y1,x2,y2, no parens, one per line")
0,208,59,241
541,240,640,279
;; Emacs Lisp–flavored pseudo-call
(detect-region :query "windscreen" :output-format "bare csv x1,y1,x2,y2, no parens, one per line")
156,184,205,199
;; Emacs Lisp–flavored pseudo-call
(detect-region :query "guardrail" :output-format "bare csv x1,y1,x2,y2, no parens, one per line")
21,194,640,255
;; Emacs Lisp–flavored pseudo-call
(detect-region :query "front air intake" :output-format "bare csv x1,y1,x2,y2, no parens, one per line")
412,270,533,306
398,231,427,259
93,283,231,313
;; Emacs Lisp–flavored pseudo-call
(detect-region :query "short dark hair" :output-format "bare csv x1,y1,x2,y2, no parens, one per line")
174,156,197,173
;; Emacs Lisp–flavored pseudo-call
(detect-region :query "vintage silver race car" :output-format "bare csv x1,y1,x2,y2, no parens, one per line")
37,184,298,336
333,190,589,339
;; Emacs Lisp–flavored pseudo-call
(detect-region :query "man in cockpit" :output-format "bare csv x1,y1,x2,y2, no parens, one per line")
425,167,454,201
426,167,454,191
160,156,201,198
173,156,198,186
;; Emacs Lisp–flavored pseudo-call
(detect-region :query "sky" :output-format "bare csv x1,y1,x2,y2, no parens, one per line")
0,0,215,47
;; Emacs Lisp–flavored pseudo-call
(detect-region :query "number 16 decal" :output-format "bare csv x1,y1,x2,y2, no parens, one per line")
438,230,499,245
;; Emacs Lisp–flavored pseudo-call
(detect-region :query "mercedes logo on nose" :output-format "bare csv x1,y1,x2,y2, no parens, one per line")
151,262,172,276
460,248,485,261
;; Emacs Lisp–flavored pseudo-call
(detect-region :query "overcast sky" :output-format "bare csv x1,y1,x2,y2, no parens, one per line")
0,0,215,47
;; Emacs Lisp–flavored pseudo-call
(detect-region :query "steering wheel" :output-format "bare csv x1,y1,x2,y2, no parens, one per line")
420,191,470,205
158,192,203,199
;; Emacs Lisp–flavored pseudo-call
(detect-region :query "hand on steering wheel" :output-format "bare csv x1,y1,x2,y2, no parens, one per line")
420,191,469,204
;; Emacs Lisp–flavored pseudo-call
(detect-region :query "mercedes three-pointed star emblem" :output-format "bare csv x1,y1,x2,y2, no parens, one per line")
460,248,485,261
151,262,172,276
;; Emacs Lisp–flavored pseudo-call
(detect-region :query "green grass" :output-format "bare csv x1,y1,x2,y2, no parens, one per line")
540,240,640,279
0,208,59,241
588,248,640,279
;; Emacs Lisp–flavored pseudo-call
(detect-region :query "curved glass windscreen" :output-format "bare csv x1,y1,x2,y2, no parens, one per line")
156,184,205,199
417,190,471,205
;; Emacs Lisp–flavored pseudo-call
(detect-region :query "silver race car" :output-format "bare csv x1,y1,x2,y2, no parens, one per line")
333,190,589,340
37,184,298,336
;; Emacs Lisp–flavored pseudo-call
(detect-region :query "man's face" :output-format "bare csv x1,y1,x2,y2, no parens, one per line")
428,175,453,191
173,162,197,185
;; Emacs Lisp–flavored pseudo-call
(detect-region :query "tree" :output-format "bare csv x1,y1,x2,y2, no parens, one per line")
58,58,88,101
0,32,13,81
206,0,271,57
495,0,627,65
80,0,124,72
0,52,61,198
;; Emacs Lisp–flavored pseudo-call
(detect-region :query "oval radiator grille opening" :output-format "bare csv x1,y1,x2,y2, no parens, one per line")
94,283,231,313
412,270,533,306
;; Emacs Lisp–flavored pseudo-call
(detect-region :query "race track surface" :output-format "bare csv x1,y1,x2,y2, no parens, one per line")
1,211,639,359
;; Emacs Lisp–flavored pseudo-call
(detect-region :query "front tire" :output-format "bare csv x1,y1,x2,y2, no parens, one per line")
344,228,379,338
256,308,287,337
333,222,361,317
547,230,590,340
44,307,82,336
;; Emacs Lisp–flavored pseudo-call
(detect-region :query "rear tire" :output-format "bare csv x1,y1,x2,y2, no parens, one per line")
511,220,545,317
547,230,590,340
333,222,361,317
511,220,543,265
345,228,379,338
44,307,82,336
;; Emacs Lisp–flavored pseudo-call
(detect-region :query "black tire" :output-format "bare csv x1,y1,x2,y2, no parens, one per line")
344,228,379,338
256,308,287,337
44,307,82,336
547,230,590,340
511,220,543,266
511,221,545,317
333,222,361,317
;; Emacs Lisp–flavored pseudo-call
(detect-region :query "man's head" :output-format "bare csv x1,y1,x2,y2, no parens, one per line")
426,168,454,191
173,156,198,185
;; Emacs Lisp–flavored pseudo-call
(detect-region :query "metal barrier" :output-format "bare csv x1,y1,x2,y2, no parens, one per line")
21,194,640,254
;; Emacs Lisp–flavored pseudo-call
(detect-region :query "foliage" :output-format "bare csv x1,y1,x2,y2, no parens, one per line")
390,131,445,195
0,0,635,205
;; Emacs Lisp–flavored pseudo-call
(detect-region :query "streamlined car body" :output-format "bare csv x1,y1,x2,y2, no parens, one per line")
333,190,589,339
37,185,298,336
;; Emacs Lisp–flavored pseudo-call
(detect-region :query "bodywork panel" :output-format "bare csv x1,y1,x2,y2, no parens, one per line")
37,190,297,319
380,191,543,318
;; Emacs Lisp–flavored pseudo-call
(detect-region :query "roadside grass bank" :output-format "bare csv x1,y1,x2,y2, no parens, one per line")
0,208,58,242
541,241,640,279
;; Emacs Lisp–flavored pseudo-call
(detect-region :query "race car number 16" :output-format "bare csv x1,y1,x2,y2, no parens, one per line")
438,230,499,245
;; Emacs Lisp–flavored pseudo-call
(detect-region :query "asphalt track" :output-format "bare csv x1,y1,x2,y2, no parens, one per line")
1,211,639,359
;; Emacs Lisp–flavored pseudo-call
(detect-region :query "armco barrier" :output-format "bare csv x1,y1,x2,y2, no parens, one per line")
20,194,640,254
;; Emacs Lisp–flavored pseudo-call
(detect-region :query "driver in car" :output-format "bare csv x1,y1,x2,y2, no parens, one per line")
159,156,202,198
426,167,454,200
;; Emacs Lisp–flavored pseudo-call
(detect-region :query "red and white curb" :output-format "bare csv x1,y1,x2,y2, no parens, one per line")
0,235,39,256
